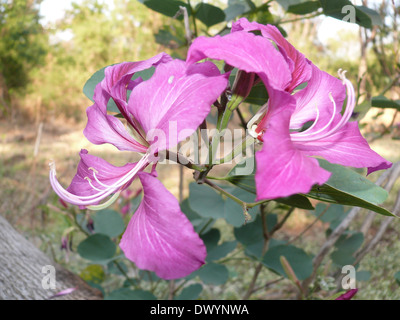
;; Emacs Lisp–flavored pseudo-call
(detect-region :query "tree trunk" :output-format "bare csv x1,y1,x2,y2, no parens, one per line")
0,215,102,300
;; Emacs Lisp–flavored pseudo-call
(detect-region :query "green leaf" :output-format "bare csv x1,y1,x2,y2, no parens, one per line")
307,159,393,216
197,263,229,285
394,271,400,285
141,0,190,18
93,209,125,238
201,228,220,253
262,244,313,280
195,3,225,27
287,1,320,15
77,234,116,262
188,183,225,219
356,5,383,27
276,0,304,11
207,240,237,262
335,232,364,253
356,270,371,282
105,288,156,300
245,81,268,105
225,174,314,210
330,249,355,266
175,284,203,300
181,198,215,234
371,96,400,111
82,65,155,114
319,0,380,28
107,261,128,276
224,3,247,21
83,66,108,102
311,203,346,224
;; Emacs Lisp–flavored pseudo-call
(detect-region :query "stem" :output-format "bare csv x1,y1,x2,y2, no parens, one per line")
113,260,137,288
243,205,270,300
216,135,255,165
187,0,198,37
236,107,247,128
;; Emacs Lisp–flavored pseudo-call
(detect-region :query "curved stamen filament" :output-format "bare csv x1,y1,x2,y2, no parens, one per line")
89,167,112,189
49,153,150,206
84,177,105,192
290,69,355,142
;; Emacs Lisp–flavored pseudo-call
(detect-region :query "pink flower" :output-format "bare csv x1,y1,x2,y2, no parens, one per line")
49,53,228,279
186,18,391,201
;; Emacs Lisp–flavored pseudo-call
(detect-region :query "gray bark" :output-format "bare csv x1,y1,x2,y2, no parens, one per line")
0,215,102,300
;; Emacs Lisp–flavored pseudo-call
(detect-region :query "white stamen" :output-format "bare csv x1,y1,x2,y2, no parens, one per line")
89,168,112,189
168,76,174,84
84,177,105,192
49,153,151,207
290,69,355,143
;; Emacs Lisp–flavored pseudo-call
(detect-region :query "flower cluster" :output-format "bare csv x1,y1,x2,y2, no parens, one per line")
50,18,391,279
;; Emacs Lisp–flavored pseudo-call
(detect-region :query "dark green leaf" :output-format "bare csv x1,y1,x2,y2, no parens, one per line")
195,3,225,27
287,1,320,14
262,244,313,280
201,228,220,252
245,81,268,105
105,288,156,300
141,0,190,18
307,159,392,216
176,284,203,300
93,209,125,238
371,96,400,111
77,234,116,262
197,263,229,285
226,174,314,210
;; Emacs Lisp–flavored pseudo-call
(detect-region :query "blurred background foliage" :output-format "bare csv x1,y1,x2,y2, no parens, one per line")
0,0,399,126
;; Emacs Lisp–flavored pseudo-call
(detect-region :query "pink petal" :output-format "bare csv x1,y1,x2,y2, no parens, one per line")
296,121,392,174
186,32,292,90
232,18,312,92
128,59,228,151
119,172,206,279
336,289,358,300
67,149,137,199
255,89,331,200
291,64,346,130
84,103,148,152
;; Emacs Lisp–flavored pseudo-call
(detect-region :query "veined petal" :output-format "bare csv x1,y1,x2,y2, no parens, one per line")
291,64,346,130
128,59,229,151
295,121,392,174
255,88,330,200
50,150,149,208
232,18,312,92
83,53,173,150
103,53,173,104
186,32,292,90
83,103,148,153
119,172,206,279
